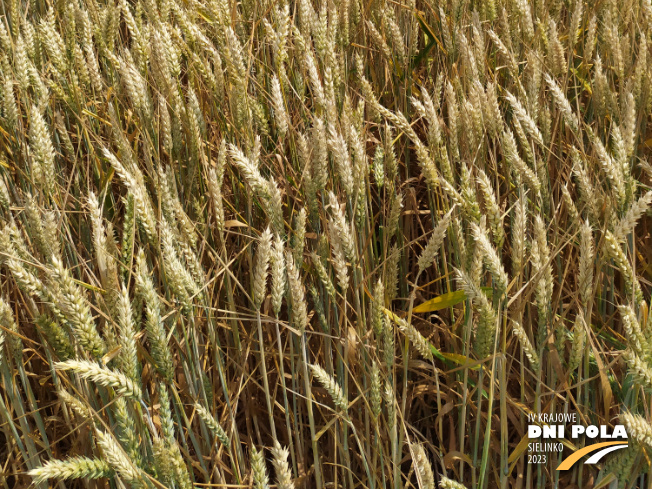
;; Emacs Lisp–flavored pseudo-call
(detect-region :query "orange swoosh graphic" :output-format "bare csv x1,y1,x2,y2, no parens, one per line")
557,441,628,470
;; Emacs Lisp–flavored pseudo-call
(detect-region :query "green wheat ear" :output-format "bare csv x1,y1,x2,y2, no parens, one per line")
28,457,114,483
194,402,230,449
310,363,348,411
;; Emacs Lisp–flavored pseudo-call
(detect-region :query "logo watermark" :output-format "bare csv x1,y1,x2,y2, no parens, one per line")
526,413,628,470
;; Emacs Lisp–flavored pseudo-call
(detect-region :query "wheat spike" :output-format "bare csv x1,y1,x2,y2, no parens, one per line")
440,476,469,489
55,360,142,400
95,430,147,485
310,363,348,411
621,412,652,450
28,457,113,483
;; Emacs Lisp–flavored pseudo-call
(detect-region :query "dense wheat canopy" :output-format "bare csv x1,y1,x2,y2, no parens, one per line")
0,0,652,487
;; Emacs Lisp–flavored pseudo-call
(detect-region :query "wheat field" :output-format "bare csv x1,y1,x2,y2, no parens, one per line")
0,0,651,487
